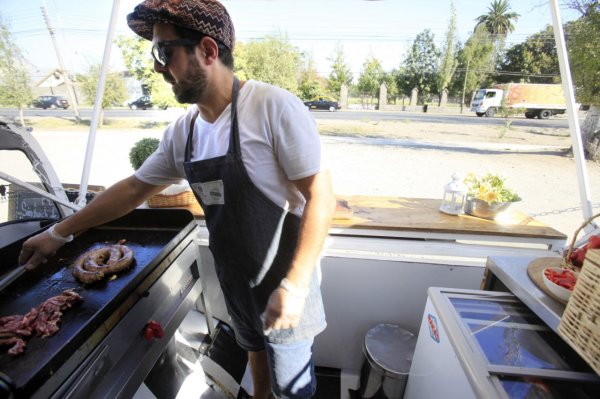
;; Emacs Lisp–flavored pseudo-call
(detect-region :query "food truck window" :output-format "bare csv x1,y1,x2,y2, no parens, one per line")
0,149,61,225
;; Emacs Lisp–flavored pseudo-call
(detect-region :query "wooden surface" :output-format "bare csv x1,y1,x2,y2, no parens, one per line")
330,196,566,239
180,195,566,240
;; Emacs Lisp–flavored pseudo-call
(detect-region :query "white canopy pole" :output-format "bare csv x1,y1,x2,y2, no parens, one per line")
0,171,81,211
76,0,121,208
548,0,594,223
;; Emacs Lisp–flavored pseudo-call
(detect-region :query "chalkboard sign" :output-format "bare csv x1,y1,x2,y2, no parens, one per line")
9,191,60,220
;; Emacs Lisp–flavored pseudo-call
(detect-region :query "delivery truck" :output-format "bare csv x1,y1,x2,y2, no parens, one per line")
470,83,568,119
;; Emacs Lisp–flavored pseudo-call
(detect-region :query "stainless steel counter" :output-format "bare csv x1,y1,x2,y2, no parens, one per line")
484,256,565,332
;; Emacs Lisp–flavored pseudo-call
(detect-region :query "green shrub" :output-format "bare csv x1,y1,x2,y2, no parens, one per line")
129,137,159,170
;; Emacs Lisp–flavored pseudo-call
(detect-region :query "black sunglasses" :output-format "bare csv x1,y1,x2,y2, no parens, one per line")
151,38,200,67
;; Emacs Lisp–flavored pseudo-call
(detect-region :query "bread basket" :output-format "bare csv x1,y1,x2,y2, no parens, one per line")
558,248,600,375
556,213,600,374
147,190,195,208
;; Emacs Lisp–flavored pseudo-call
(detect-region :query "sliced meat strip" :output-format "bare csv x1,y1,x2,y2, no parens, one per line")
0,289,82,356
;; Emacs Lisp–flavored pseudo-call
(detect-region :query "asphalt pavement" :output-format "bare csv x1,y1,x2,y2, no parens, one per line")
0,107,573,130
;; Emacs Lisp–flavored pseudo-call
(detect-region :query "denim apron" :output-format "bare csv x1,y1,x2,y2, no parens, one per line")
183,78,325,348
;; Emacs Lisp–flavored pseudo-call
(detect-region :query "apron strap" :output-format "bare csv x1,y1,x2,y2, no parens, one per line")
184,110,200,162
229,77,241,155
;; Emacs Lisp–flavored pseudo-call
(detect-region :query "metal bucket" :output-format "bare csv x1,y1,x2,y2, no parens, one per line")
359,324,416,399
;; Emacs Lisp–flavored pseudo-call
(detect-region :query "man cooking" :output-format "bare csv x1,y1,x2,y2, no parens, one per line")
18,0,336,398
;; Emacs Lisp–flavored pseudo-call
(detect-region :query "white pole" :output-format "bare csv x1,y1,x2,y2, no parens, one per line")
0,171,81,211
76,0,121,208
548,0,594,222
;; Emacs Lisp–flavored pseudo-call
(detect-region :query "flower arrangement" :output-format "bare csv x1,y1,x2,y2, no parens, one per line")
464,173,521,204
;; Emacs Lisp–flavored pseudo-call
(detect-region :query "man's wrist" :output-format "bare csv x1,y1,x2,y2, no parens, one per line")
279,278,309,298
47,224,74,243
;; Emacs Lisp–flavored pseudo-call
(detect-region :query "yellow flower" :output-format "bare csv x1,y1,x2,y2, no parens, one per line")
477,185,489,197
482,191,497,203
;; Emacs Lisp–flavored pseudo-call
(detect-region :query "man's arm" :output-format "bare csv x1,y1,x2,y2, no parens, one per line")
19,175,168,269
262,170,336,331
286,170,335,291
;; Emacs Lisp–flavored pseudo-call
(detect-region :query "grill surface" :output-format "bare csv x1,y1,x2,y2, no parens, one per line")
0,208,196,397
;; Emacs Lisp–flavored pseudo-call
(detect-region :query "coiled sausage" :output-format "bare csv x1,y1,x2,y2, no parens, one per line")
72,244,134,284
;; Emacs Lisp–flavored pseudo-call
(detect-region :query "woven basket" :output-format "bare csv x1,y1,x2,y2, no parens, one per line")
558,248,600,375
147,190,195,208
561,212,600,271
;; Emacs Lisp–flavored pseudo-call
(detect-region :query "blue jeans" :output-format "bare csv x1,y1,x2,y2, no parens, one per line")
265,338,316,399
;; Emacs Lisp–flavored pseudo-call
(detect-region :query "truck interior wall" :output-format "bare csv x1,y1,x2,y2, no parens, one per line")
314,256,484,371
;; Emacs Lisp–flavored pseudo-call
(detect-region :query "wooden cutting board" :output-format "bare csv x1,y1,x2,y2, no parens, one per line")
527,257,568,304
181,199,355,220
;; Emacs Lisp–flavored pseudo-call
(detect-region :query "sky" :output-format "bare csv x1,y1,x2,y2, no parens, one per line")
0,0,582,83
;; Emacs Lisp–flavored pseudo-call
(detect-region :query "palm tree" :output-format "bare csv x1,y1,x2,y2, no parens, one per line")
475,0,520,36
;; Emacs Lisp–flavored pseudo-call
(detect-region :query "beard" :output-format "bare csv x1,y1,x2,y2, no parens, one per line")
167,55,208,104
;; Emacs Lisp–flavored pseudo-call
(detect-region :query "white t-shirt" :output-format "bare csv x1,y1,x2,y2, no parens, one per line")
135,80,326,216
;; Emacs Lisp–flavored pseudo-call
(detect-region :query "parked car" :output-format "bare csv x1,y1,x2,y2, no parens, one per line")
30,95,69,109
128,96,167,110
304,97,340,112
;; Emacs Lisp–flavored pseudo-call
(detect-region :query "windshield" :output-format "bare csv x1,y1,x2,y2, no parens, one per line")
1,0,597,242
474,90,486,101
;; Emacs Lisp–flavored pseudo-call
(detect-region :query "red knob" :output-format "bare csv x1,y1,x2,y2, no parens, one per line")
144,320,164,340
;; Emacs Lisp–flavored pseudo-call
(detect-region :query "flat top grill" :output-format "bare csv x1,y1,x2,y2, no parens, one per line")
0,209,195,397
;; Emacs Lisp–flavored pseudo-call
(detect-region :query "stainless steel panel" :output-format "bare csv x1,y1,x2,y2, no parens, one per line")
48,235,203,399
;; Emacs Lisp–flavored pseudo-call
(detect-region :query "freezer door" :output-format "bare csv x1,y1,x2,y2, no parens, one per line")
447,296,593,372
496,375,600,398
419,288,600,399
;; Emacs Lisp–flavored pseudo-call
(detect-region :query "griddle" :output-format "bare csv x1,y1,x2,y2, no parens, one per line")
0,208,196,397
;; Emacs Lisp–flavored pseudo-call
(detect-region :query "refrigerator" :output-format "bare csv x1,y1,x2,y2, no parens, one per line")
404,287,600,399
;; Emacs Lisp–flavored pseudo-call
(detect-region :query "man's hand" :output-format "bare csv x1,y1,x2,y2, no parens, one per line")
18,227,69,270
261,280,308,335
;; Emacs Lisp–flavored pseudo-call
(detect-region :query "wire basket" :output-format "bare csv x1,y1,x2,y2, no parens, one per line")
558,248,600,375
561,212,600,271
147,190,195,208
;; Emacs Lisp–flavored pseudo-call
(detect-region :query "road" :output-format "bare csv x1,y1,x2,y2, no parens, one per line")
0,107,571,129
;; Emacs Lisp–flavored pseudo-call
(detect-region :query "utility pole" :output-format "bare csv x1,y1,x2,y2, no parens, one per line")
41,6,81,121
460,58,470,114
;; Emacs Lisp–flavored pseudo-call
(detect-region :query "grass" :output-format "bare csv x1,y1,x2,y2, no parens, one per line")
22,117,170,130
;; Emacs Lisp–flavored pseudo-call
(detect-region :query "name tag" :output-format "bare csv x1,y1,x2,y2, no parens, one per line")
191,180,225,205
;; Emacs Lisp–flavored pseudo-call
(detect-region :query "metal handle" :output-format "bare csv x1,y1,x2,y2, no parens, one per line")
0,266,27,292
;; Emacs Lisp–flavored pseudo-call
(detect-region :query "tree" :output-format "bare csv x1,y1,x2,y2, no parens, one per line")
0,20,33,126
234,33,303,94
475,0,520,64
298,57,325,100
475,0,520,36
115,35,152,83
356,56,384,107
398,29,440,104
378,70,399,104
451,26,496,108
115,35,179,109
77,64,128,125
566,3,600,106
495,26,559,84
437,0,459,105
326,43,353,99
565,3,600,159
561,0,600,16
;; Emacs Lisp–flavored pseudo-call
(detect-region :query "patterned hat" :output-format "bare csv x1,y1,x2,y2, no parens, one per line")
127,0,235,50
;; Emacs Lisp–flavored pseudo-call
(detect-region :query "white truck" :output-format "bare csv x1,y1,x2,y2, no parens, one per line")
470,83,568,119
